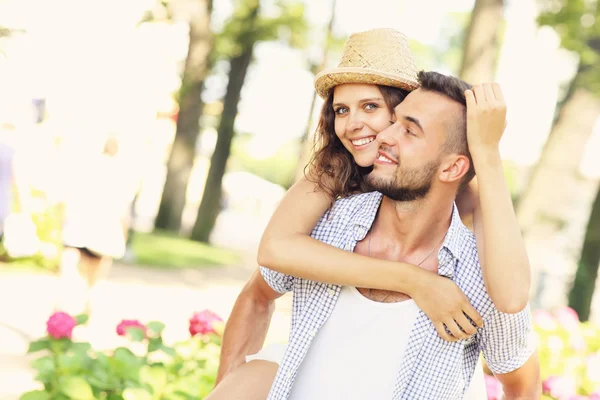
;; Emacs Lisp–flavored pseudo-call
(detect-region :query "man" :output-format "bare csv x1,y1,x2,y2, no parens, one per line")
218,71,541,399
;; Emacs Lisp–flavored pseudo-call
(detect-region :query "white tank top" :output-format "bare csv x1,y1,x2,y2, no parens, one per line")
287,286,488,399
289,286,419,399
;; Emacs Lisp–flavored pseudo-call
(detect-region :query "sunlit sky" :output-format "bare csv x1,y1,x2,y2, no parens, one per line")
0,0,598,173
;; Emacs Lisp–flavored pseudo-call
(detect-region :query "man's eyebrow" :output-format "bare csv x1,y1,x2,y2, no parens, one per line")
403,116,424,133
332,97,385,108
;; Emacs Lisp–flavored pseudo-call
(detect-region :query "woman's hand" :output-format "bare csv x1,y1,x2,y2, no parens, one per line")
411,271,484,342
464,83,507,157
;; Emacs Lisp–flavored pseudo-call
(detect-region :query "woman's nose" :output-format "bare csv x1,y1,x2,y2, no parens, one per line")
346,113,365,132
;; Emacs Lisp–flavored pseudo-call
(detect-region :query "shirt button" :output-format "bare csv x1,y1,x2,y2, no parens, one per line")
286,372,292,380
328,288,335,296
309,329,317,337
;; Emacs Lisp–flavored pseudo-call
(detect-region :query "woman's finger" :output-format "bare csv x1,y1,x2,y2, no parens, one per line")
483,83,496,103
444,318,470,340
454,312,477,336
462,302,484,328
435,322,457,342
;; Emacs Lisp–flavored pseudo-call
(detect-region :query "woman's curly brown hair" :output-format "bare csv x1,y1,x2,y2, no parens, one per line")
305,85,409,200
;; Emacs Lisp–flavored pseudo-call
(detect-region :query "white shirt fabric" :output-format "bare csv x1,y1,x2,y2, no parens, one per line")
289,286,419,399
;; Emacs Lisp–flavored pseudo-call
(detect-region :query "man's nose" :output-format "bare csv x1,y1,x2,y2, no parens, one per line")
376,124,396,146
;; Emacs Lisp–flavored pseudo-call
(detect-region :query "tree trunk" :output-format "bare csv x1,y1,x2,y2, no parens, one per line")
518,86,600,309
459,0,504,84
154,0,213,233
569,185,600,321
517,88,600,232
294,0,337,182
190,6,258,242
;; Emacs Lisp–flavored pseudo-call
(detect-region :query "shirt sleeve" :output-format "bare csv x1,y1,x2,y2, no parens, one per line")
260,266,294,294
477,304,537,374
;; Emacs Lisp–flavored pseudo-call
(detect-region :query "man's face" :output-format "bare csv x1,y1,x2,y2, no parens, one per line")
365,88,462,202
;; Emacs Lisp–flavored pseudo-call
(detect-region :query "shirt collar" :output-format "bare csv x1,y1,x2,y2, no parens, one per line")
346,194,470,270
440,203,468,261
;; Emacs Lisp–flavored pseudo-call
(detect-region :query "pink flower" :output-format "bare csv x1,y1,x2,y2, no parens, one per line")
485,374,502,400
46,311,77,339
542,376,577,399
589,393,600,400
189,310,223,336
554,306,580,332
116,319,146,337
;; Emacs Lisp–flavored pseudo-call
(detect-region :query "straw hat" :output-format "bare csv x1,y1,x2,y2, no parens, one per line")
314,28,419,98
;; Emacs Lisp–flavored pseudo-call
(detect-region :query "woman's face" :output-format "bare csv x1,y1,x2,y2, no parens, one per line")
332,84,394,167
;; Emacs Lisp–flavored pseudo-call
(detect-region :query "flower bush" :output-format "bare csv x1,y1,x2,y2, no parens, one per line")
485,306,600,400
21,309,224,400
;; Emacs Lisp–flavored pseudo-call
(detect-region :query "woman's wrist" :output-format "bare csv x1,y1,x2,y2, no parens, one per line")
400,265,432,297
470,147,501,170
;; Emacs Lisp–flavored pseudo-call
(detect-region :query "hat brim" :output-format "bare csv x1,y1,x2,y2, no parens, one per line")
314,67,420,99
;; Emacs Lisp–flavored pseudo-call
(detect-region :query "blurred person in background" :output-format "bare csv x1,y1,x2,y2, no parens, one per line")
55,134,135,315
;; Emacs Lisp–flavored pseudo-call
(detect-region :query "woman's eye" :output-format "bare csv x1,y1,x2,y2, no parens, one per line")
334,107,348,115
364,103,379,111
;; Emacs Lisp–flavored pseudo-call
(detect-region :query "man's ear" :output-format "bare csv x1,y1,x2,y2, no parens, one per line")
439,154,470,184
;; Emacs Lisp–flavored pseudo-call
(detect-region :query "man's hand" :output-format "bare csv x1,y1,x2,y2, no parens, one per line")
411,272,483,341
464,83,507,156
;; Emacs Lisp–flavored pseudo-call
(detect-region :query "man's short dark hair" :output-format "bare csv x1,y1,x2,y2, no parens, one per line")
417,70,475,186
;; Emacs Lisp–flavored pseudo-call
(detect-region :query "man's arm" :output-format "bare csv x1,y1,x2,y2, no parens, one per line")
215,268,284,385
495,351,541,399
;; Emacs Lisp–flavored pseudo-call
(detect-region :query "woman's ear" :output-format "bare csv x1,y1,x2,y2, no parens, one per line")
438,154,470,184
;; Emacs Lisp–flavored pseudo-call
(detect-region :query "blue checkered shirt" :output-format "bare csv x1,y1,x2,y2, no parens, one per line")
261,191,535,400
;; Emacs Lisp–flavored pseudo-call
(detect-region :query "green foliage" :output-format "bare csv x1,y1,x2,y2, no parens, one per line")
22,315,223,400
538,0,600,94
214,0,307,61
130,230,240,268
230,134,300,189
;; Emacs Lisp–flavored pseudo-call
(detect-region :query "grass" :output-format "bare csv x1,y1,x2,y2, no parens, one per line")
129,230,241,269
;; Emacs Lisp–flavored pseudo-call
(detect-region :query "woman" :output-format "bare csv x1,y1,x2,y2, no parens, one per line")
210,28,530,399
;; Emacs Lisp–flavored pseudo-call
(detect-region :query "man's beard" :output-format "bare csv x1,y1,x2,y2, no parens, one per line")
366,159,440,202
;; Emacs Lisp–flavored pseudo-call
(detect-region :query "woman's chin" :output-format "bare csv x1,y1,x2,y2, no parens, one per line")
354,152,377,168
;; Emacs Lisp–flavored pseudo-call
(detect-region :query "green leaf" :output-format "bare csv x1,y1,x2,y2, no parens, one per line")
140,365,168,394
75,314,89,325
148,337,163,353
110,347,143,381
127,326,146,342
70,342,92,355
161,345,176,357
31,355,55,375
58,376,95,400
20,390,51,400
122,388,153,400
147,321,165,335
27,339,51,353
57,352,87,374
